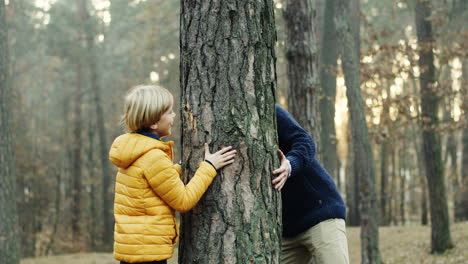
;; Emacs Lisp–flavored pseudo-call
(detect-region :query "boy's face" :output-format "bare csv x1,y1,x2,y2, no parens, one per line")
152,106,175,138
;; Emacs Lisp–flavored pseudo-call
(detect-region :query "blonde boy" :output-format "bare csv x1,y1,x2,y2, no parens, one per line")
109,85,236,264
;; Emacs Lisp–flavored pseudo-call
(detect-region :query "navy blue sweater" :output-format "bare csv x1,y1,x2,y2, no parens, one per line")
276,105,346,238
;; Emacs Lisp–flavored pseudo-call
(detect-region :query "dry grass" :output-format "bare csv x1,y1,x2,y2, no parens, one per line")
347,221,468,264
21,221,468,264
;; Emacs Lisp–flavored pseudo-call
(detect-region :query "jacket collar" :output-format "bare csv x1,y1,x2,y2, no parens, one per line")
137,131,161,141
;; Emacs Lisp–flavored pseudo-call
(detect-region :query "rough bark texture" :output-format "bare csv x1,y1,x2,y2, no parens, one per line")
283,0,320,143
414,0,454,253
178,1,281,263
335,0,382,263
319,0,339,183
77,0,113,248
0,1,20,262
455,59,468,221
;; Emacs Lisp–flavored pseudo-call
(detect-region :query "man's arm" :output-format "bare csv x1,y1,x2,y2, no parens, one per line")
276,105,316,178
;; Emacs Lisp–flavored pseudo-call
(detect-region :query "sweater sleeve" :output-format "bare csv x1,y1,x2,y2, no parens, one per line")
276,105,316,178
143,150,217,213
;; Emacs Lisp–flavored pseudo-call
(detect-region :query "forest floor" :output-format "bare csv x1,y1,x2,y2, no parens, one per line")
21,221,468,264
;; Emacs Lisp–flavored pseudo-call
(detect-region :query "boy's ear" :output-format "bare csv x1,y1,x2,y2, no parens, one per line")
150,124,158,130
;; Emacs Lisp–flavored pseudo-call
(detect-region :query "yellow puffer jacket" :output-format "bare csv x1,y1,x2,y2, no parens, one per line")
109,133,217,263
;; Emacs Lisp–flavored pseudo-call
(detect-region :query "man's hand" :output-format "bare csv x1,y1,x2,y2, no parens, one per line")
272,149,290,191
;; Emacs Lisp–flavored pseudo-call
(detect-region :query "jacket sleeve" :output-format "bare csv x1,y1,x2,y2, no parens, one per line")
143,150,217,213
276,105,316,178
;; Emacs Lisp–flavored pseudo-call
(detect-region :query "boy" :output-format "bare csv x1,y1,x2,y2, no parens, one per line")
109,85,236,264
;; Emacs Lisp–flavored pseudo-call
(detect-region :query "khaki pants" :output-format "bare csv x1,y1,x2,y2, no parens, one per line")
281,218,349,264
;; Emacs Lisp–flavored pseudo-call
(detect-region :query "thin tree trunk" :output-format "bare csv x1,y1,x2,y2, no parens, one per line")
178,1,281,263
0,1,20,262
284,0,320,142
414,0,454,253
414,133,429,225
455,59,468,221
343,0,361,227
380,141,389,225
379,85,391,226
388,147,396,225
399,148,406,225
319,0,339,183
335,0,382,262
45,168,61,255
76,0,113,248
346,122,360,226
71,55,84,245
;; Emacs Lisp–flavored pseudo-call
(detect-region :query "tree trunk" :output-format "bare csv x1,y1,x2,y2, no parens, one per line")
414,0,454,253
399,148,406,225
178,1,281,263
71,51,84,245
414,133,429,225
455,59,468,221
76,0,113,249
388,148,396,225
346,122,360,226
283,0,320,142
319,0,339,183
335,0,382,263
379,85,391,226
0,1,20,262
380,141,389,226
343,0,361,227
350,0,360,58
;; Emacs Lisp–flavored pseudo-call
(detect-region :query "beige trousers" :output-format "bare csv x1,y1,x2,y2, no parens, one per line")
281,218,350,264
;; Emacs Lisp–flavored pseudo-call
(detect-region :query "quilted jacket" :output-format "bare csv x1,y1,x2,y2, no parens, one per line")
109,133,217,262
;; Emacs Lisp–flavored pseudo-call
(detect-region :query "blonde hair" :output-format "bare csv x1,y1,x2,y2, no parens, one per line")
122,85,173,132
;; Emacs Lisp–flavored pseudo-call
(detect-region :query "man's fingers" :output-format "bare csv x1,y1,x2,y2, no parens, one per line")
272,172,287,184
272,175,281,184
273,166,286,174
277,149,286,160
275,176,287,190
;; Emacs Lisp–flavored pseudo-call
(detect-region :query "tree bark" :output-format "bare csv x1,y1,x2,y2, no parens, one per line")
178,1,281,263
71,44,84,245
388,148,396,225
399,148,406,225
379,141,389,225
0,0,21,262
76,0,113,249
283,0,320,142
319,0,339,183
343,0,361,227
414,134,429,225
379,86,391,226
414,0,454,253
335,0,382,263
455,59,468,221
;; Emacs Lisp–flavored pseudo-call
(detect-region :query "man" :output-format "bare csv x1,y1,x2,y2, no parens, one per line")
272,104,349,264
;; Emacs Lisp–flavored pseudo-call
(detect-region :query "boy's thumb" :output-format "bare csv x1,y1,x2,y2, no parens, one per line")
204,143,209,154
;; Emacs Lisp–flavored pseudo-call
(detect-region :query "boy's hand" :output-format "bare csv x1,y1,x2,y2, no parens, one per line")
272,149,289,191
204,143,237,170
